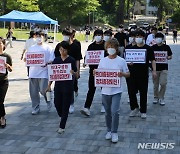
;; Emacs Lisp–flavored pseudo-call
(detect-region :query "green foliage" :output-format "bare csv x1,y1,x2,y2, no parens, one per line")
7,0,39,11
172,9,180,24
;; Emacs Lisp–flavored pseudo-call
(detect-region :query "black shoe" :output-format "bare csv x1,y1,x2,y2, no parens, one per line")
1,119,6,128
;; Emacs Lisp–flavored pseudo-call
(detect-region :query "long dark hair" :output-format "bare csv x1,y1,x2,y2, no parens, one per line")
54,41,70,57
0,37,6,51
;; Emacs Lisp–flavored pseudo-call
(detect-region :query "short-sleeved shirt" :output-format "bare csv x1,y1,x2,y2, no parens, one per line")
114,32,126,47
173,30,177,37
52,56,77,92
129,44,155,78
152,44,172,71
0,53,12,81
98,56,129,95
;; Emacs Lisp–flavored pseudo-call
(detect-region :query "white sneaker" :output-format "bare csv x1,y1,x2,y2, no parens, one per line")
159,99,165,106
47,102,52,112
57,128,65,134
111,133,118,143
101,105,105,113
80,107,90,116
105,132,111,140
129,108,140,117
153,98,159,104
31,108,40,115
69,105,74,114
141,113,147,119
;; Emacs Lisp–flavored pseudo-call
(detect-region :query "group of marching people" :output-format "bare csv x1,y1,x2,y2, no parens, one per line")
0,24,172,143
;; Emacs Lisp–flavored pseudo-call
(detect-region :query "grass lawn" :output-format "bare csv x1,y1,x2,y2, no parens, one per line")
0,28,93,41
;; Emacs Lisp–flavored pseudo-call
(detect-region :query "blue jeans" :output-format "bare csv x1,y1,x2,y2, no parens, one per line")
102,93,122,133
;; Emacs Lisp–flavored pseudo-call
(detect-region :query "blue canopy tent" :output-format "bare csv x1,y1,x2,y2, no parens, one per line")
0,10,58,40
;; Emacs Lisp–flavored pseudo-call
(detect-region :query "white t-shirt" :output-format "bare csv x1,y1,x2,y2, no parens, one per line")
27,43,54,79
146,34,156,46
24,38,37,50
98,56,129,95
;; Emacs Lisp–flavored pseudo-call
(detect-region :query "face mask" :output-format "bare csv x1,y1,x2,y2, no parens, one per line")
155,38,163,44
36,37,43,44
103,36,110,42
63,36,70,41
118,28,123,32
129,37,134,44
131,29,135,32
135,38,143,44
107,48,116,55
94,36,102,43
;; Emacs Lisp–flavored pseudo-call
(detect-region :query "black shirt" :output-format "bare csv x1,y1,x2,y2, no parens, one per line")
152,44,172,71
52,56,77,92
114,32,126,47
0,53,12,81
129,44,155,77
87,41,107,74
173,30,177,37
54,42,82,61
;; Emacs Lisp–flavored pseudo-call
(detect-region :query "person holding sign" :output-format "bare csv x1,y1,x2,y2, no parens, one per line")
97,38,130,143
27,32,54,115
152,33,172,105
81,29,106,116
47,41,77,134
128,30,156,119
0,37,12,128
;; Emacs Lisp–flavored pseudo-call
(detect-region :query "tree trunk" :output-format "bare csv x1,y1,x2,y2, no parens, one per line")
116,0,125,25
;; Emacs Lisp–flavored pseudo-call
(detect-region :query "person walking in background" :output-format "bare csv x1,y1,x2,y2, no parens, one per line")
146,27,158,46
0,37,12,128
103,30,113,42
27,32,54,115
152,33,173,105
47,41,77,134
97,38,130,143
173,27,178,43
6,27,13,48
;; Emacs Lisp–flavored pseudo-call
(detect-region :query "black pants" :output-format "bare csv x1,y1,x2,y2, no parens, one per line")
0,80,9,117
54,87,73,129
74,78,78,93
84,73,96,109
129,76,148,113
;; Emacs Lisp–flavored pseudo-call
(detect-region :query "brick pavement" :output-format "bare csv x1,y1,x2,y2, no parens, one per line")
0,37,180,154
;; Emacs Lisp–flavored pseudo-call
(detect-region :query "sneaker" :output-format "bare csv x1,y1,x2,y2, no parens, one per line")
159,99,165,106
153,98,159,104
141,113,147,119
111,133,118,143
31,108,40,115
129,108,140,117
105,132,111,140
101,105,105,113
75,91,78,97
57,128,65,134
69,105,74,114
47,101,52,112
80,107,90,116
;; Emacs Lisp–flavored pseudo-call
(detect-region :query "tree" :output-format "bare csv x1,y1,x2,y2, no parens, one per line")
6,0,39,12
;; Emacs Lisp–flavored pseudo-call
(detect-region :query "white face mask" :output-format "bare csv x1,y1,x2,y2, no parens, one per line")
135,38,143,44
94,36,102,43
117,28,123,32
63,36,70,41
36,37,43,44
155,38,163,44
107,48,116,55
129,37,134,44
103,36,110,42
131,29,135,32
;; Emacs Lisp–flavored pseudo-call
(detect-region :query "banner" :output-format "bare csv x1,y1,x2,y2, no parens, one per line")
0,56,7,74
26,52,45,66
48,63,72,81
154,51,168,64
125,49,146,63
95,69,121,88
85,50,104,65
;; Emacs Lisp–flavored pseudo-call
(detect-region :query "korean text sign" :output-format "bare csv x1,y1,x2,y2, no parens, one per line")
154,51,168,64
125,49,146,63
85,50,104,65
26,52,45,66
95,69,121,88
0,56,6,74
48,63,72,81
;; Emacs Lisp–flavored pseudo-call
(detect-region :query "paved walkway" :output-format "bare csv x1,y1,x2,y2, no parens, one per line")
0,37,180,154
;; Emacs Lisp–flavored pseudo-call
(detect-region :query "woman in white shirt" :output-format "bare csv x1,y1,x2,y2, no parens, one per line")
97,38,130,143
